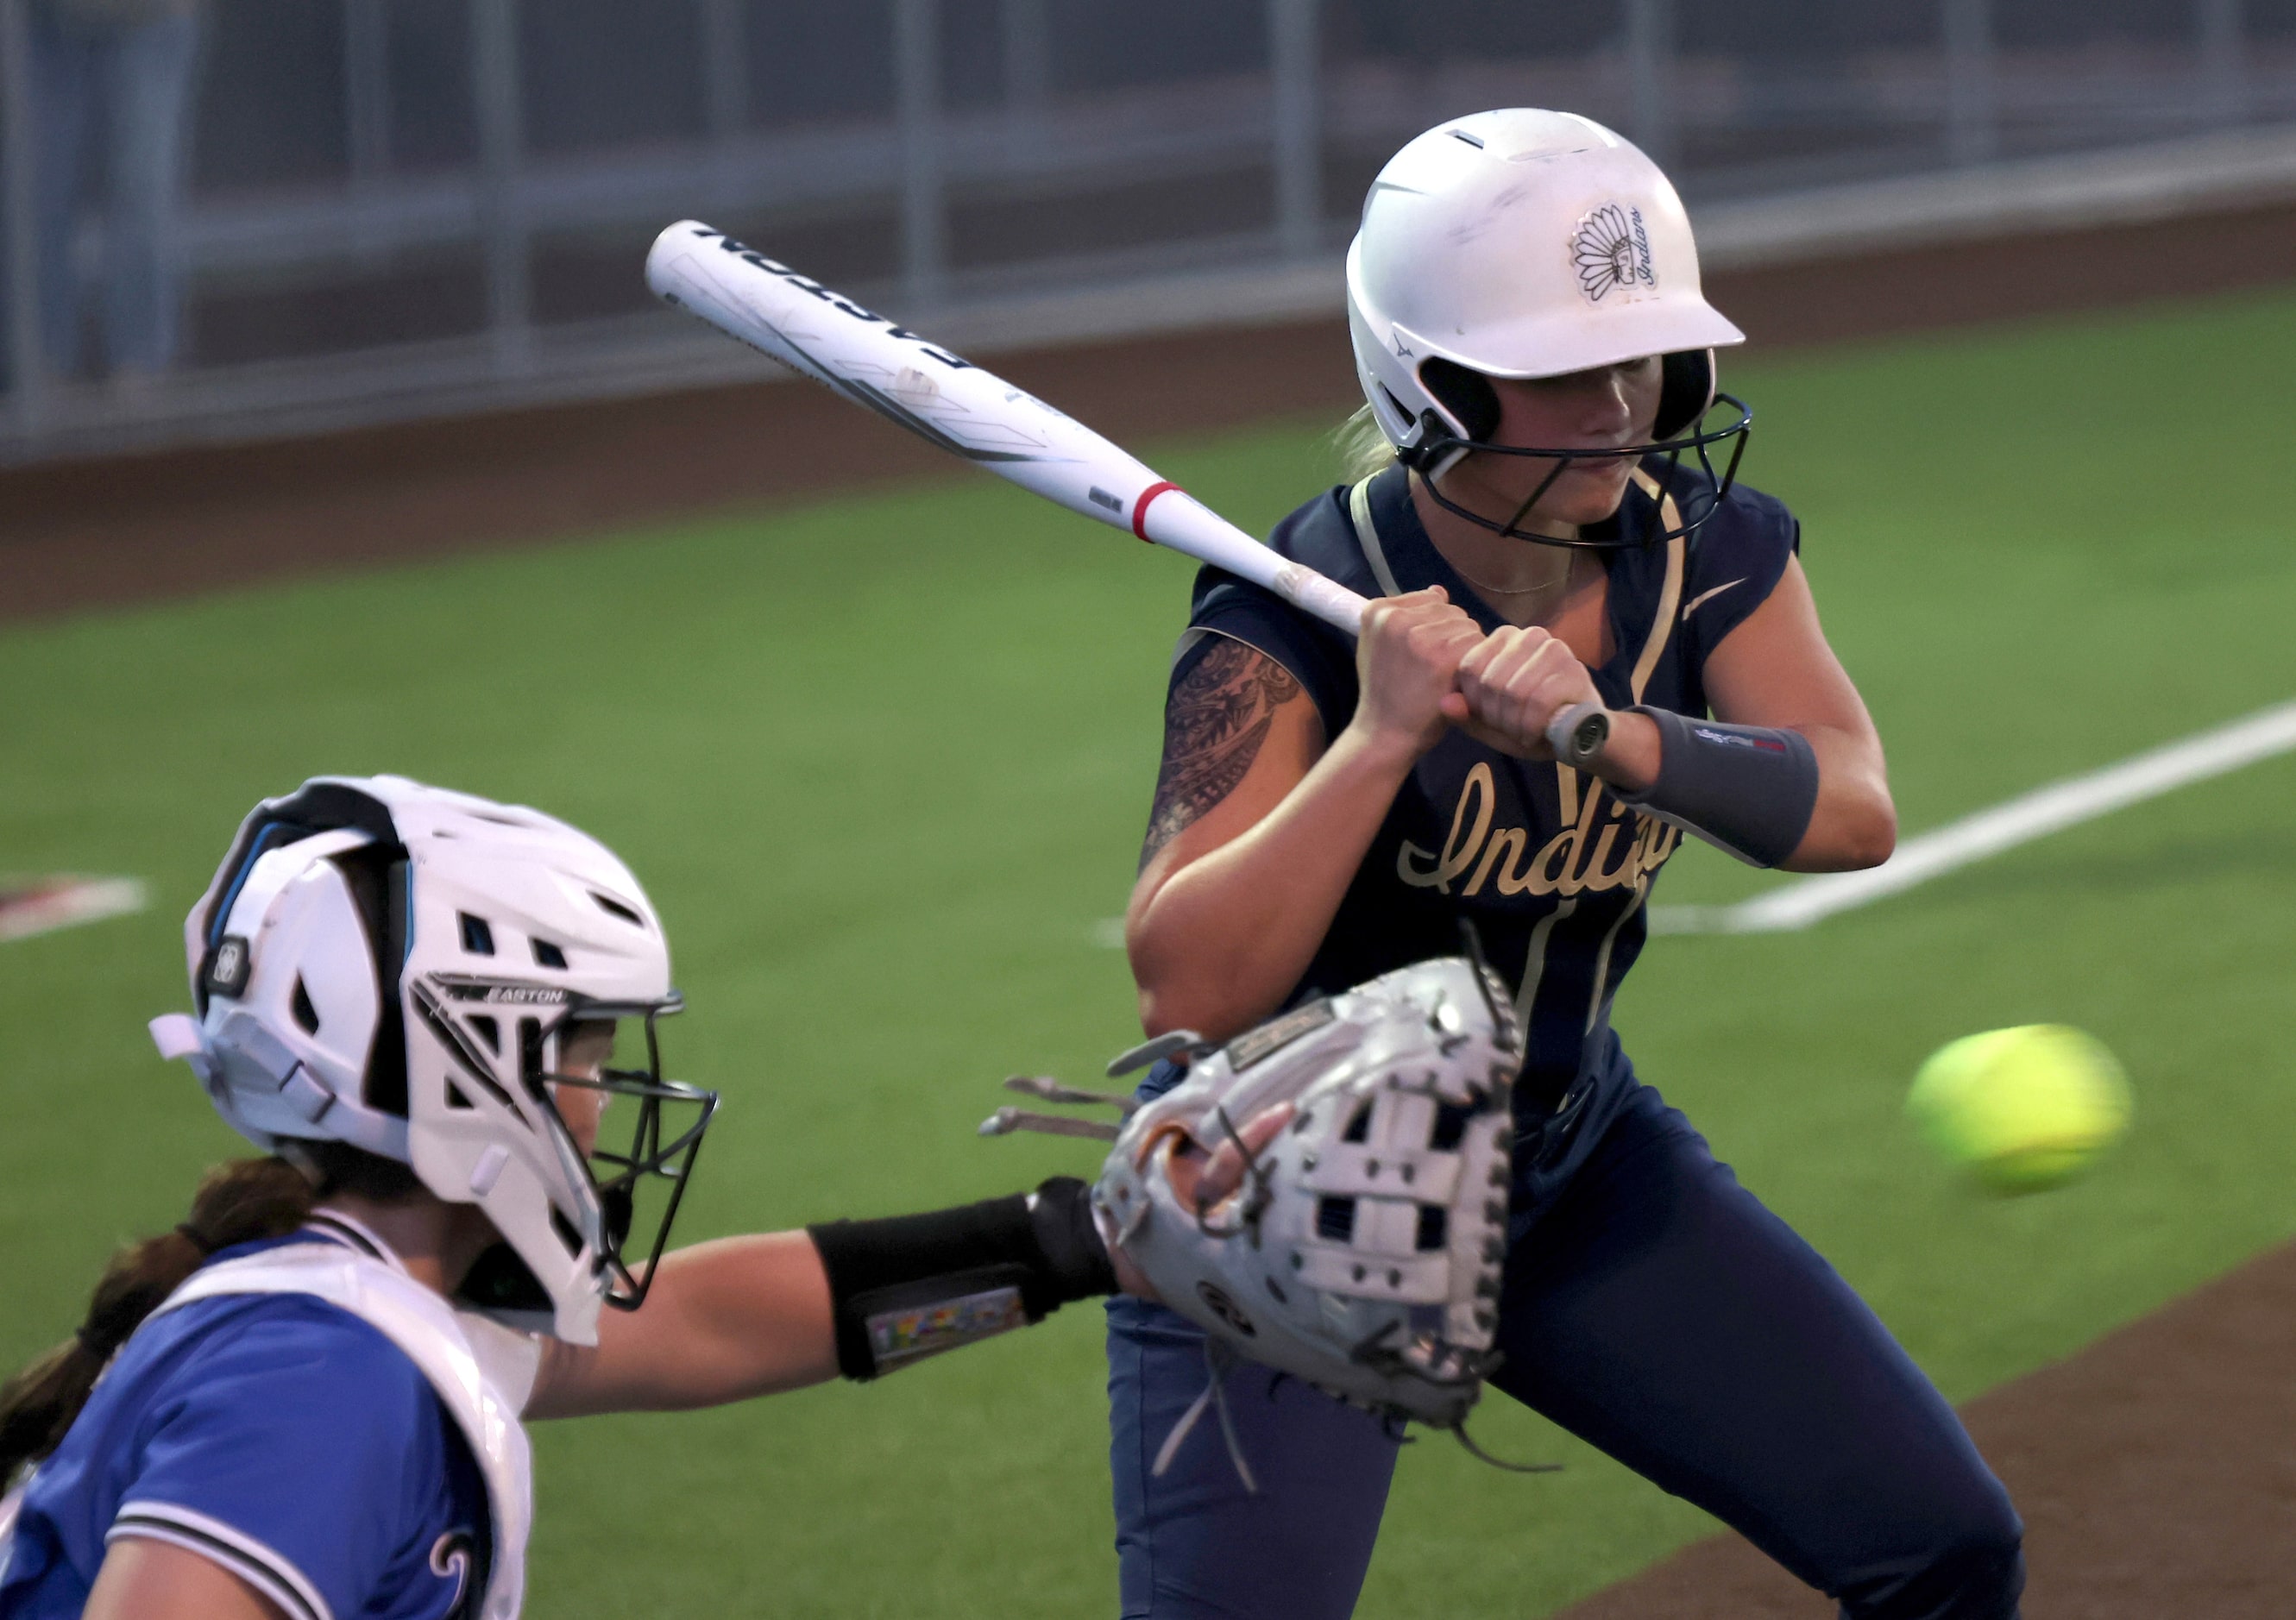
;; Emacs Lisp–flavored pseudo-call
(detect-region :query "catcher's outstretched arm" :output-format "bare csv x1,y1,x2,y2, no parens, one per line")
527,1134,1283,1419
528,1228,841,1416
529,1179,1108,1416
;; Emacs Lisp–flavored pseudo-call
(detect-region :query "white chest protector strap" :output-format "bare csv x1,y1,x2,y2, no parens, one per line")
145,1245,542,1620
1346,474,1404,600
0,1482,21,1583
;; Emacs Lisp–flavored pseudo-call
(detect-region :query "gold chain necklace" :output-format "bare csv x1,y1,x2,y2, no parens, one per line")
1443,549,1574,598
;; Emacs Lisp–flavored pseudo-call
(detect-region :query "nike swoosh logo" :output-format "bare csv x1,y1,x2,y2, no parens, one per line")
1682,578,1746,618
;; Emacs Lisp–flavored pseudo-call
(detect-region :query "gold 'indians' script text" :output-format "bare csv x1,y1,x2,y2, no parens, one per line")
1396,763,1682,898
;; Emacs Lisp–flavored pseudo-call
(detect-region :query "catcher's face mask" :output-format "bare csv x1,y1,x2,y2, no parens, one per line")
519,1000,718,1315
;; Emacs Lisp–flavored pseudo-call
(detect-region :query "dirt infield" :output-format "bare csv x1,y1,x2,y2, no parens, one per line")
9,198,2296,626
1557,1240,2296,1618
8,198,2296,1616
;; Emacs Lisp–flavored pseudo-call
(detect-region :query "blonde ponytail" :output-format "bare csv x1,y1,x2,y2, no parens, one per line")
1332,403,1400,484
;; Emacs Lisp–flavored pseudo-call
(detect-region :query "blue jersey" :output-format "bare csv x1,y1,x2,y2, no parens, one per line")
1176,462,1796,1166
0,1221,490,1620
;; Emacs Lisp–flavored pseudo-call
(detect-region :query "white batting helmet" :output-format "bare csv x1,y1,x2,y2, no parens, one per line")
148,775,716,1344
1346,108,1751,543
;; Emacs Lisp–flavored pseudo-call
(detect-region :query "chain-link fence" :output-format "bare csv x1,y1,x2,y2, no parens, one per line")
3,0,2292,463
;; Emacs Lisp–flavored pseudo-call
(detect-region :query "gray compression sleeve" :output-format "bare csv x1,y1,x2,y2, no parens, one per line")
1616,706,1820,868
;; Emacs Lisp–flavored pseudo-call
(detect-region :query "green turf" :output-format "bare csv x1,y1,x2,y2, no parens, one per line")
5,285,2295,1617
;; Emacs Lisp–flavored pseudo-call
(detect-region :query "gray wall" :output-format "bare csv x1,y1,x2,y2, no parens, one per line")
3,0,2290,460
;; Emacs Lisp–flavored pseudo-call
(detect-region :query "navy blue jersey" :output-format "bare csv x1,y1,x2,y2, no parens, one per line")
1175,462,1796,1145
1117,466,2027,1620
0,1223,490,1620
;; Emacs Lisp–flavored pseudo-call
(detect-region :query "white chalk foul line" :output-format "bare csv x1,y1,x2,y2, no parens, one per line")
1651,696,2296,936
0,876,150,944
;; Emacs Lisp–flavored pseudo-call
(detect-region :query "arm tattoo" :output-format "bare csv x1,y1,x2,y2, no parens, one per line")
1140,638,1303,867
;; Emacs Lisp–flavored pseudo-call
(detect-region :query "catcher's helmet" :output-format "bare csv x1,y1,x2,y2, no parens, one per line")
148,775,716,1344
1346,108,1752,546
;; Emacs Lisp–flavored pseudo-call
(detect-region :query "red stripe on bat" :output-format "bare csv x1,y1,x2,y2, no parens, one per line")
1131,481,1179,543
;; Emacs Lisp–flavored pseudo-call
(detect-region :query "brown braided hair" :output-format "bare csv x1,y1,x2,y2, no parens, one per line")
0,1144,418,1487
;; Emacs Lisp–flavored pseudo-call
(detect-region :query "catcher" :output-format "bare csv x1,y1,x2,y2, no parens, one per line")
0,774,1426,1620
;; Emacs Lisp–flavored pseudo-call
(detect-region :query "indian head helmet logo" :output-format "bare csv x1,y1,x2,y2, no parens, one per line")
1570,203,1656,302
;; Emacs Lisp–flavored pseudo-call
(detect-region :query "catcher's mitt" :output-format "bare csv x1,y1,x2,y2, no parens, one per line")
985,953,1525,1480
1100,953,1519,1428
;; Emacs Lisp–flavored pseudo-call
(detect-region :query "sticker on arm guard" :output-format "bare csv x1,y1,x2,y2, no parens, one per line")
865,1284,1028,1372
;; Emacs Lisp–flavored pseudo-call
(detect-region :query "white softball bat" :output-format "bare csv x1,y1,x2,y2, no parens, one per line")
644,220,1608,765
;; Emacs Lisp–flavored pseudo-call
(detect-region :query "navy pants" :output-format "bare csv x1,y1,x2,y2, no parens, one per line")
1106,1083,2023,1618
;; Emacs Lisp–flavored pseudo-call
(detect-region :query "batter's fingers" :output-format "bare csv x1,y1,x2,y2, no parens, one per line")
1456,627,1523,689
1380,586,1454,619
1454,627,1508,683
1460,624,1533,675
1460,625,1551,697
1369,595,1471,655
1497,635,1580,707
1432,616,1488,656
1464,647,1589,750
1411,617,1484,667
1360,593,1414,630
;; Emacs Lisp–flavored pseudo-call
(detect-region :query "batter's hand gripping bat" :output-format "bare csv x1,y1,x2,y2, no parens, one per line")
644,221,1609,767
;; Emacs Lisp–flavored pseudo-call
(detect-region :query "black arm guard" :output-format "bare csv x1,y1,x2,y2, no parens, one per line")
1617,706,1821,869
807,1176,1117,1381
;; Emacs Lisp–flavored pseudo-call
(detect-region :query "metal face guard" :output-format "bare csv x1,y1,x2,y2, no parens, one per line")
1401,393,1752,550
532,996,719,1313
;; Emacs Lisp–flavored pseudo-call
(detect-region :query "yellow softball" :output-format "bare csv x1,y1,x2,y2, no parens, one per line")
1906,1025,2132,1194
